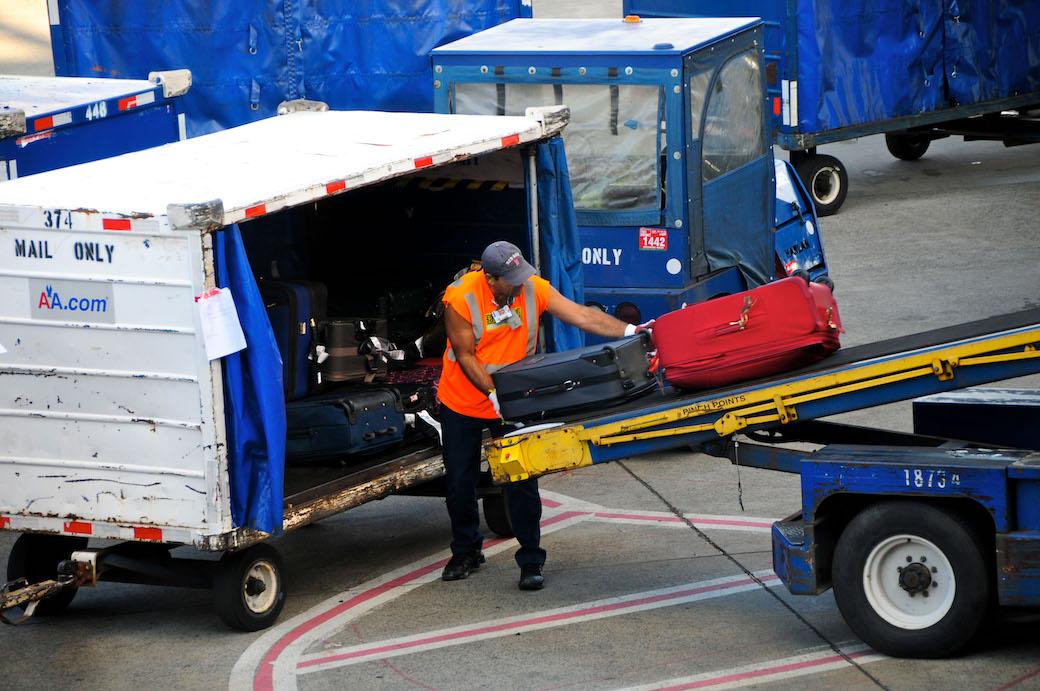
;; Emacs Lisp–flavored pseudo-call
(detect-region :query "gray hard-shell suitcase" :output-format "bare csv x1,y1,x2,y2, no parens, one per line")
491,334,655,420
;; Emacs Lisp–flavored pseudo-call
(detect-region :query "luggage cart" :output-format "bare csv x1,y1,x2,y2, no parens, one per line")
0,102,573,631
0,71,191,180
484,309,1040,657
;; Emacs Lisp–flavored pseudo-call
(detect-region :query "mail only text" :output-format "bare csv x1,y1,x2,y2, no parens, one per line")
14,238,116,264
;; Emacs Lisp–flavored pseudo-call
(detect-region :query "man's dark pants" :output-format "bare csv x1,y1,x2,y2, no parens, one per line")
440,404,545,568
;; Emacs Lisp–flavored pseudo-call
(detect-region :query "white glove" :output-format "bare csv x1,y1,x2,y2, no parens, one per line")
624,319,656,338
488,389,504,419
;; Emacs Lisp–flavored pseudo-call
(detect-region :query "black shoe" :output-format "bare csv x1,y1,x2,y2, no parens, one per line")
518,564,544,591
441,552,485,581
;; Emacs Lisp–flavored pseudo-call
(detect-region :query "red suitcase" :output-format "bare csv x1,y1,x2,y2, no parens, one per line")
654,277,842,390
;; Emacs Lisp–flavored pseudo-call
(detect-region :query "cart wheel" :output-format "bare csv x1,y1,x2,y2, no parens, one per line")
791,269,811,285
794,154,847,216
213,543,286,631
885,133,931,161
483,491,515,538
6,534,89,616
814,275,836,293
832,501,990,658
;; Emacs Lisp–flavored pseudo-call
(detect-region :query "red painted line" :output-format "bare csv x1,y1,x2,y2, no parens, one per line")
103,218,132,231
592,512,772,529
660,651,871,690
501,134,521,147
64,521,92,535
325,180,347,194
0,517,9,529
540,497,563,508
34,116,54,131
253,510,586,689
995,665,1040,691
245,204,267,218
118,96,137,111
133,526,163,542
413,156,434,169
299,573,773,669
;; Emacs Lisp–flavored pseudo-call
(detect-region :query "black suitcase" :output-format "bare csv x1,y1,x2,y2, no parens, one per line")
492,334,655,420
259,280,327,400
285,387,405,462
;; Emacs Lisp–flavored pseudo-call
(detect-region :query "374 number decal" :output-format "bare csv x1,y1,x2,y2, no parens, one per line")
43,209,73,229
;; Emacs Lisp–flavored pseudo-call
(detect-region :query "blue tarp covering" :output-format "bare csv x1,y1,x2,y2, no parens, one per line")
215,224,287,535
50,0,530,137
626,0,1040,135
535,138,585,351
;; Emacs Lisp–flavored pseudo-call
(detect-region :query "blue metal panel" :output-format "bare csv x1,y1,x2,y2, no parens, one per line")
0,78,184,179
772,517,819,595
773,160,826,279
1015,480,1040,531
578,225,688,289
799,446,1014,531
431,17,761,56
996,532,1040,606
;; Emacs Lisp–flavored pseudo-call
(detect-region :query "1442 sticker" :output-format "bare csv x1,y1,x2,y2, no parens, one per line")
639,227,668,251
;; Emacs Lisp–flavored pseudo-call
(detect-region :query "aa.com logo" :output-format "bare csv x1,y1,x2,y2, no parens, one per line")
29,279,114,324
37,284,108,313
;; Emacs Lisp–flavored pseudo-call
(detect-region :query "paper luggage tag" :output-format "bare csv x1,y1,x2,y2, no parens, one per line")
195,287,247,360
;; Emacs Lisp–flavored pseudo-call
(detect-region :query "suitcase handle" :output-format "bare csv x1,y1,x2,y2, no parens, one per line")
715,296,755,336
362,426,399,441
524,379,579,397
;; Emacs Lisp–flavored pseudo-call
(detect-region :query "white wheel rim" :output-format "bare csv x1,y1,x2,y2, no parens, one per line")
243,561,278,614
811,167,841,205
863,534,955,630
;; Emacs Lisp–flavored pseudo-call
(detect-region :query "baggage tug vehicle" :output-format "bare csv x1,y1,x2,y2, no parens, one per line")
432,18,831,334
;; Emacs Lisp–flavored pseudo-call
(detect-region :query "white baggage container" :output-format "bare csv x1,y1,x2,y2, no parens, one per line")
0,103,569,629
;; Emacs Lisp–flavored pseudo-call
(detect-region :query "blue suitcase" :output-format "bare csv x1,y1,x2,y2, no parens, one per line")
286,387,406,462
259,280,327,400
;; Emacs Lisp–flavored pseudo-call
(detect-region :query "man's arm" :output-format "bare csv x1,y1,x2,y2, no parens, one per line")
545,286,631,339
444,304,496,395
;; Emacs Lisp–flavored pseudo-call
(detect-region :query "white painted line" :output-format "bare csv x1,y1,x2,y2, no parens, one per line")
231,509,591,691
590,510,774,534
296,571,781,675
619,643,886,690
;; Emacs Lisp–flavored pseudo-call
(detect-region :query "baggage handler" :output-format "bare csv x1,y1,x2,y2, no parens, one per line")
438,241,652,590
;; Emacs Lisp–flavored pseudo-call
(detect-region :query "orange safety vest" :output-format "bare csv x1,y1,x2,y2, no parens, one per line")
438,270,549,419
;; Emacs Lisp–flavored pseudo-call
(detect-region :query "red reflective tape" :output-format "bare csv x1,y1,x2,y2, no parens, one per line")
64,521,92,535
133,526,163,542
773,97,782,116
245,204,267,218
103,218,132,231
0,517,9,529
118,96,137,111
501,134,521,147
34,116,54,131
414,156,434,169
326,180,347,194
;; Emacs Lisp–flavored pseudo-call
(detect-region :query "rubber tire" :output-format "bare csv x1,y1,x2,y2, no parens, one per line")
213,543,286,632
885,133,931,161
794,154,848,217
483,491,515,538
791,269,811,286
832,502,991,658
6,534,89,616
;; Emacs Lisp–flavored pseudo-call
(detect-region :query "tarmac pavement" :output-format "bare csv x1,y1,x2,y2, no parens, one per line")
2,0,1040,689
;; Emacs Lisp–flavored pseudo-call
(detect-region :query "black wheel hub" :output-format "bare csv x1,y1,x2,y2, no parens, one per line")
898,562,933,594
245,576,267,597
